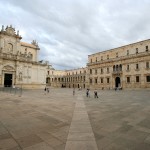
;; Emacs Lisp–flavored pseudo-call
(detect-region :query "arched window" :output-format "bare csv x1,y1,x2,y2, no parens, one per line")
119,64,122,71
116,65,119,71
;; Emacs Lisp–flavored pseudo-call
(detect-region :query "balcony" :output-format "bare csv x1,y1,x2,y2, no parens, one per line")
112,70,122,75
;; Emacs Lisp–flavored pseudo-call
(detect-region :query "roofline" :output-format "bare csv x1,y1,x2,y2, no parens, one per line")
88,39,150,57
21,42,37,49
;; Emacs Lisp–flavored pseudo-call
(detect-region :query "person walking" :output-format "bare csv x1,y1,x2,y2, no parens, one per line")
47,87,49,93
86,89,89,97
73,88,75,96
88,89,90,98
94,89,98,98
44,86,47,95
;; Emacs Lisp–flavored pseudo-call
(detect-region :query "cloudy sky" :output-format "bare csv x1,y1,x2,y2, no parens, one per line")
0,0,150,70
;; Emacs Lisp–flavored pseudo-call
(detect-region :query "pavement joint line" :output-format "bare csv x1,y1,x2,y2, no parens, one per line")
65,94,98,150
0,121,22,149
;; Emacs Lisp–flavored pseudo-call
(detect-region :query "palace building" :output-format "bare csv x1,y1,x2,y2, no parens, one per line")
87,39,150,89
46,65,87,88
47,39,150,89
0,25,47,89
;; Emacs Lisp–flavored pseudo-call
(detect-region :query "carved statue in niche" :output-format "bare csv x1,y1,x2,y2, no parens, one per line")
6,43,13,53
24,48,27,57
27,52,33,60
17,51,20,55
18,72,23,81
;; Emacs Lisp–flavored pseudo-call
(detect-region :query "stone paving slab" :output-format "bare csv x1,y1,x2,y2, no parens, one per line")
65,94,98,150
65,141,98,150
0,89,150,150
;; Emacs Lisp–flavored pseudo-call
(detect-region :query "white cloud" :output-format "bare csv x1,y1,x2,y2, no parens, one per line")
0,0,150,69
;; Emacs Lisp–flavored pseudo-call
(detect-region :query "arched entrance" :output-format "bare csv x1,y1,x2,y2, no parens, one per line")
2,65,15,87
115,77,121,88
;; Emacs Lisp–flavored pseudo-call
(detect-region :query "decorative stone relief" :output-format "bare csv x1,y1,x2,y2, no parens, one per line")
0,47,2,53
5,25,16,36
3,65,15,71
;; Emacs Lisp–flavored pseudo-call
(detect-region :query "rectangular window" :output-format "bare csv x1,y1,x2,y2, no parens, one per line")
146,46,148,52
146,76,150,82
101,78,103,83
127,64,130,71
95,69,97,74
127,50,129,55
95,78,97,84
127,77,130,83
90,79,92,84
47,71,49,75
107,78,109,83
101,68,103,74
84,76,85,81
107,55,109,60
101,56,103,61
136,48,138,54
96,57,97,62
136,64,139,70
146,62,149,69
107,68,109,73
91,59,92,63
90,69,92,74
136,76,140,82
116,52,118,58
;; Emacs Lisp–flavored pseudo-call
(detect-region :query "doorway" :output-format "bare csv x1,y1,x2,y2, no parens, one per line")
115,77,120,88
78,84,79,88
4,73,12,87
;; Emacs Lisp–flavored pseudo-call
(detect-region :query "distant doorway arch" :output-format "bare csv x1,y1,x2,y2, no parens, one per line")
115,77,121,88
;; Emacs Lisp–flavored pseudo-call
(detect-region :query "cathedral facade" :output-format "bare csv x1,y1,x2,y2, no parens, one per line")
0,25,47,89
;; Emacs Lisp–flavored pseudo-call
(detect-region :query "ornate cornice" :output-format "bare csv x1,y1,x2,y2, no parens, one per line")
0,25,22,40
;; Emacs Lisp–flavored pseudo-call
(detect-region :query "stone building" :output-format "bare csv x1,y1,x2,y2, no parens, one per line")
46,66,87,89
87,39,150,89
0,25,47,89
47,39,150,89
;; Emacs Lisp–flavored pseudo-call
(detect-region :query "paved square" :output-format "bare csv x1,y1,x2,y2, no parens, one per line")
0,88,150,150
